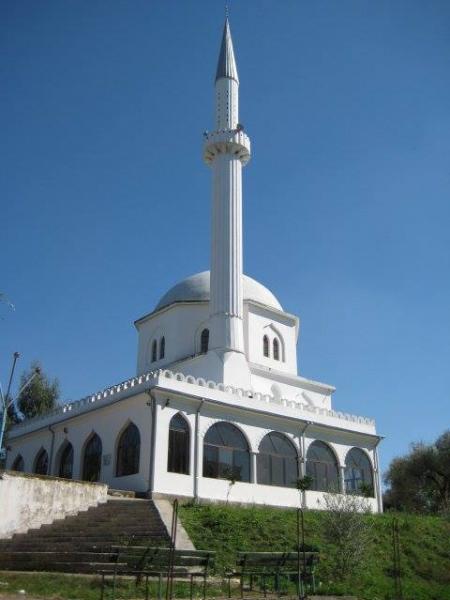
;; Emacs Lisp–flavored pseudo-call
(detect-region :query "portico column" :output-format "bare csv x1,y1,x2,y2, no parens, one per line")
339,465,346,494
250,451,257,484
374,447,383,513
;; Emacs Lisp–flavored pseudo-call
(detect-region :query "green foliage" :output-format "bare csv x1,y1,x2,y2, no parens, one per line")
179,503,450,600
295,475,313,491
17,361,59,420
384,429,450,515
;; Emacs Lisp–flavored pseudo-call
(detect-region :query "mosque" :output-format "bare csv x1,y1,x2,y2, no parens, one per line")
5,19,383,512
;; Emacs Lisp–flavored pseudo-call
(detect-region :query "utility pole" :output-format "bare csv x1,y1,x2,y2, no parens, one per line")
0,353,40,460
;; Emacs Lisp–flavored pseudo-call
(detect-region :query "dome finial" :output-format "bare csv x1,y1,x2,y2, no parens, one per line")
215,13,239,83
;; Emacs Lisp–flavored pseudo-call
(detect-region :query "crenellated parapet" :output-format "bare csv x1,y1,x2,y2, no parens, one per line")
8,368,375,437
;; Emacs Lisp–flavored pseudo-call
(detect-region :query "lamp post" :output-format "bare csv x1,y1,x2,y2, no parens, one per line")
0,353,40,460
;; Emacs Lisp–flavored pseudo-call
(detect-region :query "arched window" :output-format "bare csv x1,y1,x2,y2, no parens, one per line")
34,448,49,476
116,423,141,477
344,448,374,496
306,440,339,492
59,443,74,479
12,455,24,472
82,433,102,482
257,432,298,488
273,338,280,361
159,336,165,360
263,335,269,357
151,340,158,362
200,329,209,354
168,413,190,475
203,422,250,482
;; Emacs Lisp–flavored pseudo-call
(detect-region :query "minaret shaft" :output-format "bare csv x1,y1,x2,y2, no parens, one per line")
209,154,244,352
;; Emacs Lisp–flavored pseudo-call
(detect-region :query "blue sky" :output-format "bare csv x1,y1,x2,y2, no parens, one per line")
1,1,449,475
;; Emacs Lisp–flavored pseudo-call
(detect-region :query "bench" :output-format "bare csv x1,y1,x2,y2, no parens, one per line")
227,550,319,598
99,545,215,600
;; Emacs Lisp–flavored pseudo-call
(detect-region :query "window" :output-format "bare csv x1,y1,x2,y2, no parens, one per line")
263,335,269,357
34,449,49,476
306,440,339,492
159,336,165,360
168,413,190,475
273,338,280,361
59,443,74,479
344,448,374,496
203,422,250,482
116,423,141,477
82,433,102,482
200,329,209,354
12,455,24,472
151,340,158,362
257,432,298,488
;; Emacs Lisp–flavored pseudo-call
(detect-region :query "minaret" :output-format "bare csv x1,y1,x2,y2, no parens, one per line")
203,18,252,387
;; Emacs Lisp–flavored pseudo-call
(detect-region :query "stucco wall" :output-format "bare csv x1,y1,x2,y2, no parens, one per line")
0,471,108,539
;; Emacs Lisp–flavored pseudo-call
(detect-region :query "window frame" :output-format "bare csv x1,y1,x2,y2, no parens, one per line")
306,440,340,492
116,423,141,478
257,432,299,488
203,422,250,483
168,413,190,475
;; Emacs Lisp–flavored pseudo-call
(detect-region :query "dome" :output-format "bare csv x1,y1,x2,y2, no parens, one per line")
155,271,282,312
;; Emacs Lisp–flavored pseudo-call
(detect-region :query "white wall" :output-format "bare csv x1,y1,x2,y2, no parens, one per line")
0,471,108,539
6,392,152,493
245,303,298,375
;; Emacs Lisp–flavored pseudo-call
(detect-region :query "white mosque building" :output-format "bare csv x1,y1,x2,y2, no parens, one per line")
5,19,383,512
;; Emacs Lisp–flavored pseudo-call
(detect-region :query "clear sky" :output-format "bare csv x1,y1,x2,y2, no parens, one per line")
1,1,449,475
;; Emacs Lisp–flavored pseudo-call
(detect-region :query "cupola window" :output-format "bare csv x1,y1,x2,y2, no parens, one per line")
273,338,280,361
151,340,158,363
263,335,269,357
159,336,165,360
200,328,209,354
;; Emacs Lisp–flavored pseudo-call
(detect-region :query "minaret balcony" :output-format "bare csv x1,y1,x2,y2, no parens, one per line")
203,129,251,166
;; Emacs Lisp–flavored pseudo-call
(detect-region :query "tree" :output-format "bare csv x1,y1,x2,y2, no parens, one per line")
384,430,450,515
321,492,373,581
17,362,59,419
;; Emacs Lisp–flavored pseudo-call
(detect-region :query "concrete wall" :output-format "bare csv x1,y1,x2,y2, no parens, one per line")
0,471,108,539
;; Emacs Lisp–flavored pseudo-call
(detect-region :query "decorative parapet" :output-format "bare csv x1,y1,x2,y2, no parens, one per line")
9,368,375,435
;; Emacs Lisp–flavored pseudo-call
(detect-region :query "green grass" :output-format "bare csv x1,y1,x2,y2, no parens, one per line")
0,572,227,600
179,503,450,600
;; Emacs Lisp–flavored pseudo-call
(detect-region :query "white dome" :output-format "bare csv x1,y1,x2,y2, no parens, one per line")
155,271,282,312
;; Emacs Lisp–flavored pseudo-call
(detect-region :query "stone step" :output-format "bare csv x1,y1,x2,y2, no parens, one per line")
0,551,116,563
0,498,171,574
0,561,127,574
0,537,168,551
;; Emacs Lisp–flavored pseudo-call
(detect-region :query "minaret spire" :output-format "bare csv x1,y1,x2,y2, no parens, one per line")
203,18,252,387
215,17,239,84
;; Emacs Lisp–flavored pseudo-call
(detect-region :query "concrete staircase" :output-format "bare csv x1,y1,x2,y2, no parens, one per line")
0,497,170,574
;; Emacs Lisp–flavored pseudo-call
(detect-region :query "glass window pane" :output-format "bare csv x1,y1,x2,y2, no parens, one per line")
203,445,219,478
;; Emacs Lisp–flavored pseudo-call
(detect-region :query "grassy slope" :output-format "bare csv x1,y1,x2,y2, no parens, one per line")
179,503,450,600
